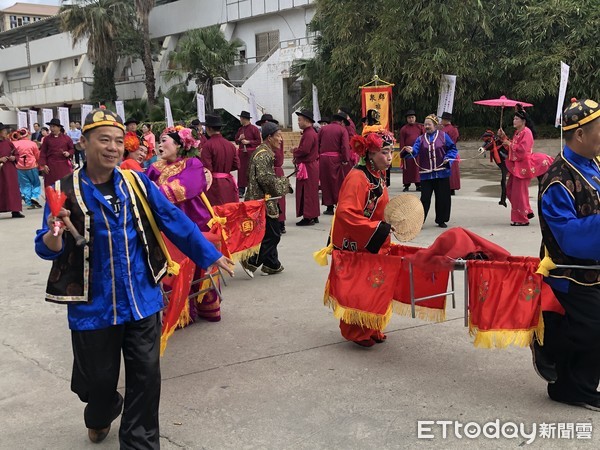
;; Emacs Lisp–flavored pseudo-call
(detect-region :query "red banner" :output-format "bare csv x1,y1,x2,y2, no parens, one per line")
212,199,266,262
361,86,393,130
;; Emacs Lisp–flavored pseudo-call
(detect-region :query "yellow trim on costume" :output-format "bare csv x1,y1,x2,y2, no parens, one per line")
562,108,600,131
468,315,544,349
392,300,446,323
169,179,187,202
99,206,118,325
82,120,125,134
313,212,336,266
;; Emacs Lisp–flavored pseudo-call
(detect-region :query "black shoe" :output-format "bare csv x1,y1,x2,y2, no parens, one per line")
31,198,42,208
416,186,421,192
238,188,246,198
530,341,557,384
86,392,123,443
261,264,284,276
11,211,25,218
499,200,507,207
240,259,258,278
402,186,409,192
314,217,319,223
437,222,447,228
296,218,316,226
527,212,535,219
323,208,334,215
450,190,456,196
280,227,286,234
280,222,286,234
550,397,600,412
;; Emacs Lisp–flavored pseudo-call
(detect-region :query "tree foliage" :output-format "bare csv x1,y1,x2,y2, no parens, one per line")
301,0,600,127
165,26,241,110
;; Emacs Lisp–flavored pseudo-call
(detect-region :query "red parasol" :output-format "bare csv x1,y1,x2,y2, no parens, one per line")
474,95,533,127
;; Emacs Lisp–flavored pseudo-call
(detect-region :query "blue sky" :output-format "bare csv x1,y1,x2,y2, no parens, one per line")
0,0,61,10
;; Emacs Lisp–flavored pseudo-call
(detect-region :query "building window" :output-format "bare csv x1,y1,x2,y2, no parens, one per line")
74,58,79,66
17,17,22,26
255,30,279,60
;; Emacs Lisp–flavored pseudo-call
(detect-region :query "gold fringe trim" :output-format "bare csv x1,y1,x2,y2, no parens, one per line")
160,325,176,357
176,302,192,329
324,291,393,331
230,244,261,263
193,279,213,303
468,317,542,349
392,300,447,322
534,310,545,346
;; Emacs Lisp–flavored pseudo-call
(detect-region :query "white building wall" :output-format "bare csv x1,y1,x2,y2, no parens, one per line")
149,0,228,39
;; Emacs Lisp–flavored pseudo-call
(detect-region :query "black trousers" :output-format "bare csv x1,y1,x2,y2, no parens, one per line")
71,313,161,450
248,216,282,270
420,177,451,224
543,284,600,403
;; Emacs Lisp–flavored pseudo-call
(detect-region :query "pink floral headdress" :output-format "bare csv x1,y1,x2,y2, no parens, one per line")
161,125,201,157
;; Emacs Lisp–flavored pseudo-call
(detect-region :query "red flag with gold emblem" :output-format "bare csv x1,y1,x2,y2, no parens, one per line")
211,199,266,262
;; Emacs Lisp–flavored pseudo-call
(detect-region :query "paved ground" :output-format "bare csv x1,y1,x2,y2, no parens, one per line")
1,146,598,449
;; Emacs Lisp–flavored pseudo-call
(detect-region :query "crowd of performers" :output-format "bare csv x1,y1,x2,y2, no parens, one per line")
5,94,593,448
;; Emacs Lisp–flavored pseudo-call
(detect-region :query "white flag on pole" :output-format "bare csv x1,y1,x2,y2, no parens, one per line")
555,62,570,127
58,107,70,129
164,97,174,127
436,74,457,118
196,94,206,124
248,90,260,129
114,101,125,122
17,111,27,129
312,84,321,123
81,104,93,121
28,110,37,133
42,108,53,126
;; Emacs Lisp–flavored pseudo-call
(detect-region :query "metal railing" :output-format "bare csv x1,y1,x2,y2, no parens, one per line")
213,76,266,113
8,77,94,93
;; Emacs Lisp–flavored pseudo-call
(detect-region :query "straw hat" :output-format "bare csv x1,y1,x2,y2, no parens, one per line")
384,194,424,242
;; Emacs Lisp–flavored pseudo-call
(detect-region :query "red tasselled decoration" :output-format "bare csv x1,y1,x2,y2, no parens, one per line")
45,186,66,217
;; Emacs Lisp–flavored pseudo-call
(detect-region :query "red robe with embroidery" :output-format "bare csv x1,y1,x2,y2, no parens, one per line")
399,123,424,185
318,122,350,206
201,134,240,206
292,126,320,219
443,124,461,190
39,133,74,187
274,140,286,222
235,124,261,188
0,139,22,212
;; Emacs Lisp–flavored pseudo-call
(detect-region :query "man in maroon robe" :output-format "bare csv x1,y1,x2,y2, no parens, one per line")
235,111,261,198
39,118,74,187
318,112,350,215
0,123,24,218
201,114,240,206
398,110,423,192
441,112,461,194
292,110,320,226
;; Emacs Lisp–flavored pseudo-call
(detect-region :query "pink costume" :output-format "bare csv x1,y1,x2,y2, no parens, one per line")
292,126,320,219
443,124,461,191
201,134,240,206
39,133,74,187
399,123,424,185
318,122,350,206
505,126,553,224
235,124,261,189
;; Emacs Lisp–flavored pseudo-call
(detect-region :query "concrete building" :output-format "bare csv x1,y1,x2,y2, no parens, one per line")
0,2,59,32
0,0,316,128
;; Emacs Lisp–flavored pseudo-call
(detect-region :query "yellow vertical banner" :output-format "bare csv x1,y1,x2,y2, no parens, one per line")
361,86,393,130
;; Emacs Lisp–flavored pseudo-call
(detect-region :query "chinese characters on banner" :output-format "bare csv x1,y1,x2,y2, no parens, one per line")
555,62,570,127
81,104,93,122
17,111,27,129
436,74,457,118
28,110,38,133
42,109,53,126
58,107,70,129
114,101,125,122
361,86,393,130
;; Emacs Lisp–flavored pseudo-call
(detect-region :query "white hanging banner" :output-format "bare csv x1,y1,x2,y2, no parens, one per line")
196,94,206,124
17,111,27,129
312,84,321,123
164,97,174,127
28,110,38,133
436,74,457,118
555,62,570,127
58,107,70,129
114,100,125,122
42,108,53,126
81,104,93,121
248,90,260,129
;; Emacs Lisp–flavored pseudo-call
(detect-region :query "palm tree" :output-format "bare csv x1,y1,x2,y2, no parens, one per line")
165,26,241,110
60,0,132,103
134,0,156,106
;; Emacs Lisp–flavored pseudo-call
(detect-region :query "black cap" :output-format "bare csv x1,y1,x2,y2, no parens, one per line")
203,114,223,128
256,114,279,126
405,109,416,117
295,109,315,123
239,111,252,119
562,98,600,131
441,112,453,121
124,118,139,126
332,111,350,126
46,118,62,127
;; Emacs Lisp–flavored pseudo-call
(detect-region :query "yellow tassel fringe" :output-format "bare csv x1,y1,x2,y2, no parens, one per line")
392,300,447,323
231,244,261,263
160,325,176,357
176,302,192,329
468,317,542,349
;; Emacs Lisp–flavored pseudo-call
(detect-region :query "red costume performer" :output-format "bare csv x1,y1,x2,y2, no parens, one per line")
398,112,424,191
318,113,350,213
442,114,461,192
0,126,23,216
292,110,320,224
39,124,74,187
329,131,394,346
201,133,240,206
235,119,261,190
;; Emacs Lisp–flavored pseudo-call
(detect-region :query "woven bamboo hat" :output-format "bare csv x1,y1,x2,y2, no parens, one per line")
384,194,424,242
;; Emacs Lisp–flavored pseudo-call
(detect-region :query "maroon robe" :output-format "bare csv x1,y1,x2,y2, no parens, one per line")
274,140,286,222
399,123,424,185
235,124,261,188
0,139,22,213
343,117,358,177
293,126,320,219
201,134,240,206
318,122,350,206
443,124,461,190
39,133,74,187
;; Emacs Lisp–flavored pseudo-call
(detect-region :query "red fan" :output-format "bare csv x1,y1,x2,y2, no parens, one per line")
44,186,87,246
